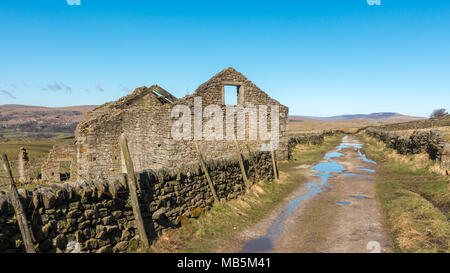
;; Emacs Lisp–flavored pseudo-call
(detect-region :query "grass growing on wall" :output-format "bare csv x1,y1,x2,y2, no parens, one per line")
148,135,343,253
360,134,449,253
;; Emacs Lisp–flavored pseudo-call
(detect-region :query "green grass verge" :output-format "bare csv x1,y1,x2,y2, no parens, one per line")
360,134,449,253
148,135,343,253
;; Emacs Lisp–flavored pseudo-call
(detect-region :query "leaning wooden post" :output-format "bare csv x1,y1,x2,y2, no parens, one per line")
271,149,279,180
233,137,250,191
1,154,36,253
194,141,220,203
246,144,260,183
119,134,150,250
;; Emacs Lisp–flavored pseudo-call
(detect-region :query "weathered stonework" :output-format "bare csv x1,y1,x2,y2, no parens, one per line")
18,147,30,184
365,128,448,161
41,143,77,182
40,68,288,182
0,151,274,253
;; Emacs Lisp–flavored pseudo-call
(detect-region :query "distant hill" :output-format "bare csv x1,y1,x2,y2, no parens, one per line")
0,105,427,138
0,104,97,138
0,104,97,125
290,112,425,123
288,112,426,134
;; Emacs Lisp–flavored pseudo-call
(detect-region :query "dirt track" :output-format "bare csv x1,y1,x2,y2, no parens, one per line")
233,135,393,253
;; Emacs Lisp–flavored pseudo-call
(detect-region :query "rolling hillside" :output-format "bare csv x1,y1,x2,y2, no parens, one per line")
0,104,97,125
290,112,425,123
288,112,426,134
0,104,97,138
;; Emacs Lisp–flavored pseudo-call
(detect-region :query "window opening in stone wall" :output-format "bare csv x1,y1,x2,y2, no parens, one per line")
224,85,238,105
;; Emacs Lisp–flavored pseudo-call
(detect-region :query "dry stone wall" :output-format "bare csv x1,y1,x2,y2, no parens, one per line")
54,67,289,181
365,128,448,161
288,130,345,159
0,151,274,253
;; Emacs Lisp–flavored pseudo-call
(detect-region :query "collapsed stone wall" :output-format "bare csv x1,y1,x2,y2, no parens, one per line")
41,143,77,182
287,130,345,159
0,151,274,253
365,128,447,161
159,68,289,169
68,68,288,181
18,148,31,183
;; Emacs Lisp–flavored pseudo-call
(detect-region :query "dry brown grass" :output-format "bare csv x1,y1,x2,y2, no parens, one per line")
360,135,449,253
288,116,426,135
287,118,407,135
393,126,450,141
288,120,363,134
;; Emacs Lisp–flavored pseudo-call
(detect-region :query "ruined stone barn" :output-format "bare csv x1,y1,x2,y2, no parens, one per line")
41,68,289,181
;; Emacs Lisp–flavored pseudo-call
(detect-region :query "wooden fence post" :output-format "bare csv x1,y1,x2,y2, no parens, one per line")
1,154,36,253
119,134,150,250
271,150,279,180
246,144,260,183
194,141,220,203
233,137,250,191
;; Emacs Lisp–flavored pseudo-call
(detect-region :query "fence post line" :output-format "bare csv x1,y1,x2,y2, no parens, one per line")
1,154,36,253
246,144,260,183
233,136,251,192
271,149,279,180
194,141,220,204
119,134,150,250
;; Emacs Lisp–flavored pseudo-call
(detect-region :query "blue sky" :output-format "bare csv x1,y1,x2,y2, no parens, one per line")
0,0,449,117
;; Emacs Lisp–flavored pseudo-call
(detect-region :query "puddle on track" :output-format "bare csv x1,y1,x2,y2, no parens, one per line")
241,136,377,253
352,195,369,199
357,150,377,164
341,173,367,176
357,168,375,173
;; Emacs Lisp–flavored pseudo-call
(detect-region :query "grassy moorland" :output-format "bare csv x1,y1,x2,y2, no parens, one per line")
288,119,365,134
146,135,343,253
360,134,449,253
287,115,424,135
393,126,450,142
